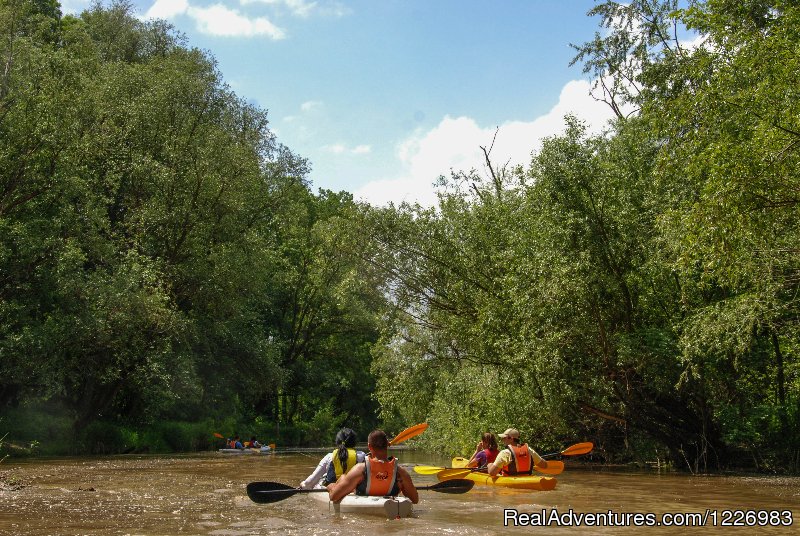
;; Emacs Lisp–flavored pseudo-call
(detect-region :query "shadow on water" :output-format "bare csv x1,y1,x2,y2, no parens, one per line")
1,449,799,535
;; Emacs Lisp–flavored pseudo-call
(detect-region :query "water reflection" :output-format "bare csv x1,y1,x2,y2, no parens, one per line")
1,449,798,535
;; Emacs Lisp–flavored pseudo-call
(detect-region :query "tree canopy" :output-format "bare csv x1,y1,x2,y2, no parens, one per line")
1,0,797,471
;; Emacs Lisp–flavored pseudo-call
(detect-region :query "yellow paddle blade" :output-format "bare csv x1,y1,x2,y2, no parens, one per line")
561,442,593,456
389,423,429,446
413,465,447,475
436,468,474,479
451,457,469,468
269,443,276,450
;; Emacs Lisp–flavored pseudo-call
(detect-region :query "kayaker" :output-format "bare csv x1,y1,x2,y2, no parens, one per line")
466,432,499,468
486,428,547,476
246,436,262,448
327,430,419,504
229,435,244,449
299,427,366,489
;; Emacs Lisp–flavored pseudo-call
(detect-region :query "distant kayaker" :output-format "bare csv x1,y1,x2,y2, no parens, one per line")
246,436,262,448
327,430,419,504
486,428,547,476
229,435,244,449
466,432,499,468
299,427,366,489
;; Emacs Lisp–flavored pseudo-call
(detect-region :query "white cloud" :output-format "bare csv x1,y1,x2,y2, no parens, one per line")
322,143,371,155
324,143,346,154
187,4,286,38
242,0,316,18
142,1,286,39
300,100,323,112
354,79,621,207
145,0,189,19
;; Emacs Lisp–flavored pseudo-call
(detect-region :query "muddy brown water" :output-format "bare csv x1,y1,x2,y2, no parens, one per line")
1,449,799,535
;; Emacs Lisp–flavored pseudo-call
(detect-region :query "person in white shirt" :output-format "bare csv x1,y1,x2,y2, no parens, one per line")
299,427,366,489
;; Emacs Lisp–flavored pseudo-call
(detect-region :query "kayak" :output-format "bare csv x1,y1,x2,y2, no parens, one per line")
218,446,272,454
309,488,413,518
439,457,557,491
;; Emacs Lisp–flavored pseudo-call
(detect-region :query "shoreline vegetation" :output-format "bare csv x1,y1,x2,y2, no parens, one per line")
1,1,797,474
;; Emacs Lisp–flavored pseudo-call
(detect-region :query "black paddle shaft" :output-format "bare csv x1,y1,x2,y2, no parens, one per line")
246,479,474,504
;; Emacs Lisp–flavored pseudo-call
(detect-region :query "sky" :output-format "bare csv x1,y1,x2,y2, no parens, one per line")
61,0,618,206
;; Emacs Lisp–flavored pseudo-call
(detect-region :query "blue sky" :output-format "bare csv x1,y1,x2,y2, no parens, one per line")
62,1,618,205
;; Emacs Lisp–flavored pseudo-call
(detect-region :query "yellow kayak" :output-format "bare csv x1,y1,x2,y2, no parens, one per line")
440,457,557,491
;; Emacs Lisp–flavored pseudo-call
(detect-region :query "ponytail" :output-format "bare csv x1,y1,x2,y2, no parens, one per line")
334,427,357,472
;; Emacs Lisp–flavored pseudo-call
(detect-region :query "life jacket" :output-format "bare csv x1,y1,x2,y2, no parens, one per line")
229,440,238,449
501,443,532,475
484,448,499,464
326,448,358,483
356,456,400,496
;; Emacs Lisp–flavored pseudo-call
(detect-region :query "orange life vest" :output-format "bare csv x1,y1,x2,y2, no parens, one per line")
356,456,400,496
501,443,533,475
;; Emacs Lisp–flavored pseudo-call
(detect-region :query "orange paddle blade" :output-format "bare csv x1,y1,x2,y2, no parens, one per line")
561,442,593,456
213,433,225,439
535,460,564,475
389,423,429,446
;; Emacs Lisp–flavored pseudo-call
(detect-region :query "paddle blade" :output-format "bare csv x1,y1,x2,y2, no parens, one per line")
246,482,299,504
451,457,469,468
436,468,475,479
561,442,593,456
422,479,474,494
389,423,429,446
535,460,564,475
213,433,225,439
413,465,447,475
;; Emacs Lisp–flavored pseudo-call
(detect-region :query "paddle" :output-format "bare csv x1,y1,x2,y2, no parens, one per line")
213,433,225,439
454,455,565,476
413,459,565,476
428,442,592,477
389,423,429,446
542,442,593,458
246,478,473,504
432,460,563,479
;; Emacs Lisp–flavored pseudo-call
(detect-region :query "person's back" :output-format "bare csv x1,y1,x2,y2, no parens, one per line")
487,428,546,476
324,428,361,485
299,427,365,489
328,430,419,504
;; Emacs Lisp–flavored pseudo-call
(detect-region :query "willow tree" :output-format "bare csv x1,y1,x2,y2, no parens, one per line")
571,0,800,469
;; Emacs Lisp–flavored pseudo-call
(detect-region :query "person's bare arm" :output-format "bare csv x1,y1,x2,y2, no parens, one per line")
396,466,419,504
531,447,548,468
487,450,508,476
466,441,482,467
327,462,364,503
487,461,500,476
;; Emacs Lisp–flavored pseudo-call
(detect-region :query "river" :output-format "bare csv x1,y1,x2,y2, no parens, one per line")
1,449,798,535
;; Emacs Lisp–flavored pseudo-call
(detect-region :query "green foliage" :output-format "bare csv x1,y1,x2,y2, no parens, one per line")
0,1,384,450
2,0,797,471
365,1,799,472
